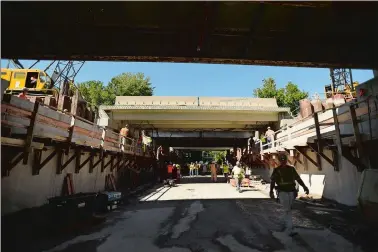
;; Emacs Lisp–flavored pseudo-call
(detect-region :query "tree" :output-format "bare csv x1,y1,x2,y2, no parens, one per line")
208,151,227,164
253,78,308,112
76,72,154,107
76,80,105,109
105,72,154,105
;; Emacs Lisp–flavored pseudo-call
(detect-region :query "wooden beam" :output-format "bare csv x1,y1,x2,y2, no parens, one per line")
23,101,39,164
332,107,343,165
2,151,25,177
349,105,364,160
88,152,95,173
74,148,82,173
294,146,319,170
57,151,77,174
33,149,57,175
308,142,333,169
112,154,123,172
313,113,323,171
104,155,114,170
293,151,303,166
77,152,91,173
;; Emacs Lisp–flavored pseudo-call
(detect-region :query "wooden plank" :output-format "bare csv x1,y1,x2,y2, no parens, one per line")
1,137,44,149
37,105,71,124
73,127,102,139
5,153,25,177
8,96,35,111
75,149,82,173
88,152,95,173
33,125,69,141
74,118,102,133
2,104,32,117
23,101,39,164
308,142,333,168
1,119,28,129
36,114,71,130
313,113,323,171
349,105,364,160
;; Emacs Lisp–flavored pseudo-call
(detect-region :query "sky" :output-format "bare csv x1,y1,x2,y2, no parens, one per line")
1,59,374,98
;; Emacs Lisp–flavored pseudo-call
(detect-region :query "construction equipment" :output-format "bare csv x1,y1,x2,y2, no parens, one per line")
1,59,96,121
325,68,359,100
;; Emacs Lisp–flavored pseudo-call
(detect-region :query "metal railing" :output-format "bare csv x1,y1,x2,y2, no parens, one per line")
255,95,378,154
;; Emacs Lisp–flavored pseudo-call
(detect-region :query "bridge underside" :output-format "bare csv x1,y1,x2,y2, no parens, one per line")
154,137,246,149
2,1,378,68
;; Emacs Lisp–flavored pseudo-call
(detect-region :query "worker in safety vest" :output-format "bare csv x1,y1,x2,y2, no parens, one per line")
194,162,199,176
222,162,230,183
189,162,195,177
270,153,309,237
232,161,245,192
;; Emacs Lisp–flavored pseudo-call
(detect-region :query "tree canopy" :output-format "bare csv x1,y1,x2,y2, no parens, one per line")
208,151,227,164
253,78,308,113
76,72,154,108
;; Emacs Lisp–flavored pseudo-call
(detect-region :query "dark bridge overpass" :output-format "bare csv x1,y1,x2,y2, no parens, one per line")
2,1,378,69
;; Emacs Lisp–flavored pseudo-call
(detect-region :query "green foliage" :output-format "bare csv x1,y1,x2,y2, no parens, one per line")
208,151,227,164
253,78,308,112
76,72,154,108
105,72,154,105
76,80,105,109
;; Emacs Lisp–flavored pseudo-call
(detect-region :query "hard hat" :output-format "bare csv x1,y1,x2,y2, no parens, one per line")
267,126,271,129
236,161,240,166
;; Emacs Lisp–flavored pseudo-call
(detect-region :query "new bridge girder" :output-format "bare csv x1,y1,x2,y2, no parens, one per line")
2,1,378,68
154,137,247,148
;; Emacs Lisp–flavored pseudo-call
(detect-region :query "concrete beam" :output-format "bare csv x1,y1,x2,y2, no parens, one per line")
152,131,253,138
112,111,278,122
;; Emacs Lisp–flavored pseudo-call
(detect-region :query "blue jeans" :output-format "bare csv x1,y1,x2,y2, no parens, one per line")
195,169,199,176
236,178,242,191
190,169,194,176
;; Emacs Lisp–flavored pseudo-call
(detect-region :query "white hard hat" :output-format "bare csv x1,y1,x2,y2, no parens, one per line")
236,161,240,166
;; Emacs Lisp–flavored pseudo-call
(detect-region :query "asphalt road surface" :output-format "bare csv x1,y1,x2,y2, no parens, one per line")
42,176,368,252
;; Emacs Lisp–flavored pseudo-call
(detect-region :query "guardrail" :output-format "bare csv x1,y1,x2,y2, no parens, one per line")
256,95,377,154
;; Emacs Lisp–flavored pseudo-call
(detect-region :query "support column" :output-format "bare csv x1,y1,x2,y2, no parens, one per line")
373,70,378,78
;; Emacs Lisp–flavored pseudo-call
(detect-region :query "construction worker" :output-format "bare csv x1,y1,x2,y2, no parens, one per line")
270,153,309,237
232,161,244,193
210,161,217,182
18,87,29,100
222,162,230,183
265,126,275,148
189,162,195,177
195,161,199,176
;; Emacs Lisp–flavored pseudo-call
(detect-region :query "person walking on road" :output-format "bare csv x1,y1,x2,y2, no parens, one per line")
232,161,244,193
210,161,217,182
195,162,199,176
189,162,195,177
265,127,275,148
222,162,230,183
269,153,309,237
